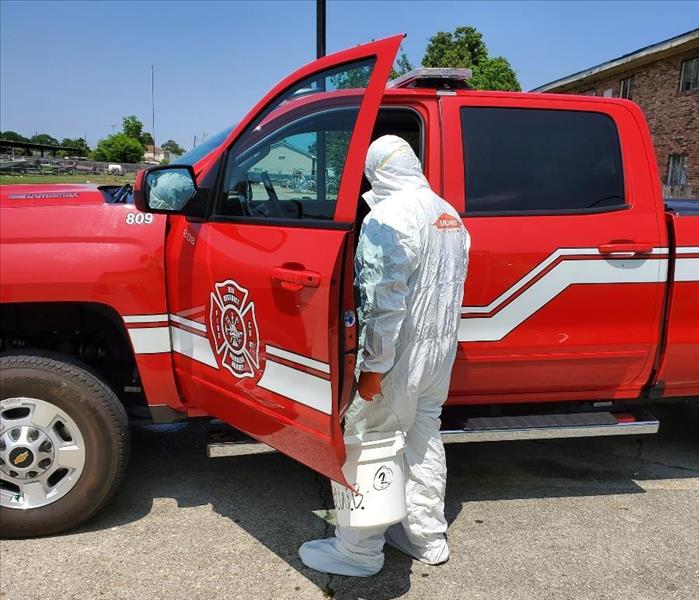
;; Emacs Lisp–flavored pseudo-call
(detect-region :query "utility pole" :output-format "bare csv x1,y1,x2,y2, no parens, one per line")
316,0,327,202
316,0,325,59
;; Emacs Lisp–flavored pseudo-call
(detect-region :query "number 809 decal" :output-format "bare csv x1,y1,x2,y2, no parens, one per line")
125,213,154,225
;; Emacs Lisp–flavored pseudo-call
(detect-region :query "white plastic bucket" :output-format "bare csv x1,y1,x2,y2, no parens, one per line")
331,431,407,529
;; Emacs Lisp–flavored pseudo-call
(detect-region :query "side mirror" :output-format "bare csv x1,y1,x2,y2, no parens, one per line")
134,165,197,214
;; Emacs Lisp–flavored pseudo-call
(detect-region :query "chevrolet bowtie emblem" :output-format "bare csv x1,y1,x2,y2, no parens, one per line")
13,450,30,466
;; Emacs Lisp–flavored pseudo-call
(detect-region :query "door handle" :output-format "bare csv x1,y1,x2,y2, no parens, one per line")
598,242,653,257
271,266,321,292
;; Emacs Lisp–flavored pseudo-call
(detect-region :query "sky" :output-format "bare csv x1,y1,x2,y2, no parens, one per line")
1,0,697,151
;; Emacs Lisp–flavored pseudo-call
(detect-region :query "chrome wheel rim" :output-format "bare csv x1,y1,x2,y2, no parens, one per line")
0,397,86,510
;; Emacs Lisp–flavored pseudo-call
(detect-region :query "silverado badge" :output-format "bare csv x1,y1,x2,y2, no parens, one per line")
209,280,260,378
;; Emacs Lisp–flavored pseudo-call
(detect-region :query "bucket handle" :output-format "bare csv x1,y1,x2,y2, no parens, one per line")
381,394,408,448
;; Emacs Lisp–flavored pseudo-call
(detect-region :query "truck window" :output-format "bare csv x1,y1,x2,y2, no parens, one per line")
217,59,375,222
460,107,626,214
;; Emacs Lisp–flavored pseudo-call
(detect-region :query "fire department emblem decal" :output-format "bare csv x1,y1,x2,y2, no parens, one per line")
209,279,260,378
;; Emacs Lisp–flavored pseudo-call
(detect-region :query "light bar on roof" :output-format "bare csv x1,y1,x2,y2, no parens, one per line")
388,68,473,90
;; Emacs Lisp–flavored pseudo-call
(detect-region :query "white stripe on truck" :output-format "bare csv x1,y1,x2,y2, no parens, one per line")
257,360,332,414
458,256,668,342
127,326,171,353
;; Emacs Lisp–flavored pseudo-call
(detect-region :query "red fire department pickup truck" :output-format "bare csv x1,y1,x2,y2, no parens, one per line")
1,35,698,537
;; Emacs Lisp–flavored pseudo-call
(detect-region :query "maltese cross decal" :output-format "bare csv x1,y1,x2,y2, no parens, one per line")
209,279,260,378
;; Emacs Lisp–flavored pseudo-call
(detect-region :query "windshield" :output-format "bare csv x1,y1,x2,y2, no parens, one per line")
172,126,233,165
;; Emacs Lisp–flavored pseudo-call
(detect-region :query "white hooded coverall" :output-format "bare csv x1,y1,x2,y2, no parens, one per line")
299,135,470,576
148,169,195,211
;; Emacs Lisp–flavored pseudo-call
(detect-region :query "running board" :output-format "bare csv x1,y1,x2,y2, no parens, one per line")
207,410,660,457
440,410,659,443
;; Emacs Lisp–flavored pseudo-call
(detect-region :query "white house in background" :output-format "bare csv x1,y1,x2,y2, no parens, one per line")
253,141,316,178
144,145,181,164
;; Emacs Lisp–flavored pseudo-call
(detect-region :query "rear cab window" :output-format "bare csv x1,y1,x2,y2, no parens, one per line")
459,107,626,215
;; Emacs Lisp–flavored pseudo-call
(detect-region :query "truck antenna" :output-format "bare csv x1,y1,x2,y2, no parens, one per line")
151,65,156,154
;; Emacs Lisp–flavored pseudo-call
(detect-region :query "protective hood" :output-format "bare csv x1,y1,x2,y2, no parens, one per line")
363,135,430,208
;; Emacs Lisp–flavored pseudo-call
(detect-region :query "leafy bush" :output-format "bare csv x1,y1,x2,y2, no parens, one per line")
91,133,144,163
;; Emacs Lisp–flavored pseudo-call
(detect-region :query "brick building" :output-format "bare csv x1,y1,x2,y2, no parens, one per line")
533,29,699,199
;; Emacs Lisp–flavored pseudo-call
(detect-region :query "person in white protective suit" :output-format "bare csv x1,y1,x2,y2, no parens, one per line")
147,169,195,211
299,135,470,576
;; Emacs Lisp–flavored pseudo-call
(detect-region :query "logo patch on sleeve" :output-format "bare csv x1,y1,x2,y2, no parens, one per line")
434,213,462,230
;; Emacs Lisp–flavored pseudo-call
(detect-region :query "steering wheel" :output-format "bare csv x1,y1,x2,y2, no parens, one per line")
260,171,285,218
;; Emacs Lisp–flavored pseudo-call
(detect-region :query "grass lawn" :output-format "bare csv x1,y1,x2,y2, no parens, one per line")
0,174,134,186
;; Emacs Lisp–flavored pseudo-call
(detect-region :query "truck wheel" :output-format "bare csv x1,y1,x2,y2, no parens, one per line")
0,353,129,537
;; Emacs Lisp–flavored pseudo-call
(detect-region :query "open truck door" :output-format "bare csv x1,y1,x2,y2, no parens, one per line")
137,35,402,486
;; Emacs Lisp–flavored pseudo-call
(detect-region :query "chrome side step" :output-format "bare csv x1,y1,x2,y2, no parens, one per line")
207,410,660,456
441,410,659,443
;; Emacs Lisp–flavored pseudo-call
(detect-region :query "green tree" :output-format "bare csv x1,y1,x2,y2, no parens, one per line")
30,133,59,146
330,44,414,88
121,115,154,146
1,130,29,155
330,64,371,89
1,130,29,142
59,137,90,157
91,133,144,163
422,26,520,91
122,115,145,142
308,131,351,185
161,139,185,156
322,49,412,183
422,27,488,70
390,46,415,79
470,56,521,91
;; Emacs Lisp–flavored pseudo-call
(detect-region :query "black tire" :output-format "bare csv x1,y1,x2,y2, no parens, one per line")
0,353,130,537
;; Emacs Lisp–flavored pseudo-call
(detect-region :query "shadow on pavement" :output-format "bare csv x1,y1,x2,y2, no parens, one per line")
73,402,699,599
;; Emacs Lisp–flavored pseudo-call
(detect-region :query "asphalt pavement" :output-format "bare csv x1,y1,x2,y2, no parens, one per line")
1,402,697,600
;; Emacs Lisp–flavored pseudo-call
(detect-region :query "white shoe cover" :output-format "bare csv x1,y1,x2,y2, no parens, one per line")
298,537,383,577
385,524,450,565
